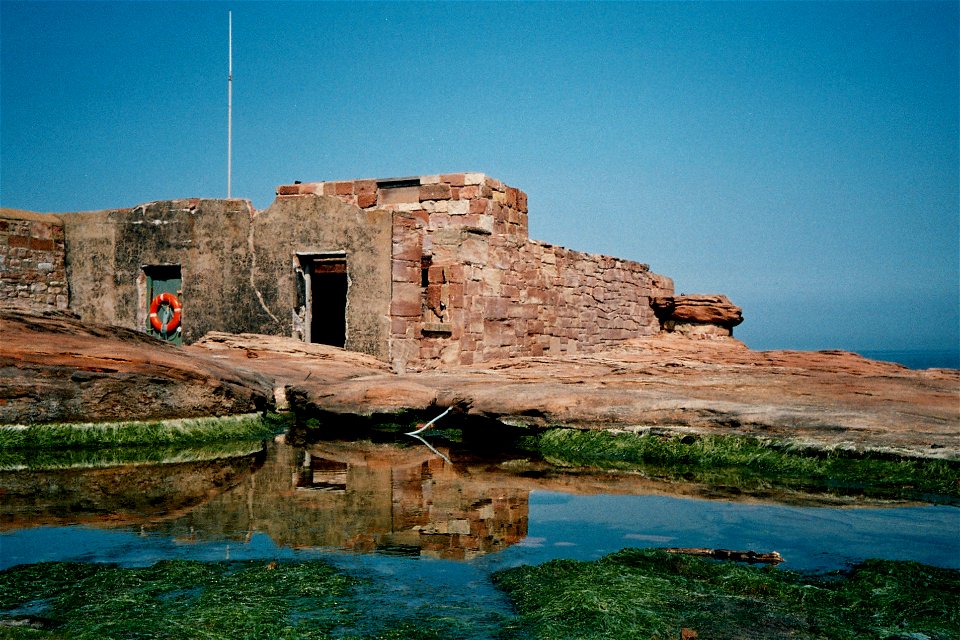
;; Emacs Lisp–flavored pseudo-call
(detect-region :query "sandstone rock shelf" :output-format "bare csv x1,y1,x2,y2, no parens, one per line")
2,309,957,460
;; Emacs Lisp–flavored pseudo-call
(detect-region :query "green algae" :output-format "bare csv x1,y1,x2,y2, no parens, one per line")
3,555,957,640
492,549,960,640
535,428,960,501
0,413,289,452
0,560,358,640
0,560,510,640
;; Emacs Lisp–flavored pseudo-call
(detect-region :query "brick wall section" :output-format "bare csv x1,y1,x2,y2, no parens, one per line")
389,212,425,371
278,172,528,241
423,230,674,367
277,172,675,370
0,210,68,310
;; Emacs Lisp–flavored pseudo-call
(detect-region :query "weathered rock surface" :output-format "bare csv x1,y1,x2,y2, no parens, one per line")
651,294,744,328
0,308,273,424
2,309,957,459
190,332,959,459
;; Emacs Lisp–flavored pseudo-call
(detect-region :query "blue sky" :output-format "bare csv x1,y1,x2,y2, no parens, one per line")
2,1,957,353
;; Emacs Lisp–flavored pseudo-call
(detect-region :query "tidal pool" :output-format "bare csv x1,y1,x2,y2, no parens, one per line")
1,435,958,636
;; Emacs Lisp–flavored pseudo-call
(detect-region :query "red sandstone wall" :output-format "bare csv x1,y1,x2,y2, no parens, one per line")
0,210,68,310
420,229,674,368
278,172,528,239
277,173,675,370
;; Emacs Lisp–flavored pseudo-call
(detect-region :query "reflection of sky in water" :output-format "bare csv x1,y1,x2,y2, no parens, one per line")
492,492,960,572
3,492,958,574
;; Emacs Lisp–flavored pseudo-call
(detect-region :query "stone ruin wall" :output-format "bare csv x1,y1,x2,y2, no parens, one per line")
279,173,534,370
417,229,674,368
281,173,675,369
0,210,69,311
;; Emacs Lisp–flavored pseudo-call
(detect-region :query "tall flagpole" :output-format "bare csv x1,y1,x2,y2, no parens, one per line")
227,10,233,199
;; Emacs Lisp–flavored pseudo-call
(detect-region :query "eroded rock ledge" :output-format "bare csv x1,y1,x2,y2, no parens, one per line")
2,309,957,459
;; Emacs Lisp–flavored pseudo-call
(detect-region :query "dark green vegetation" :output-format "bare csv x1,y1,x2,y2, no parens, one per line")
493,549,960,640
3,554,957,640
536,428,960,501
0,560,511,640
0,414,289,470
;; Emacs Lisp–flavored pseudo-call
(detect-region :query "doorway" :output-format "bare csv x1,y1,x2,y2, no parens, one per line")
143,264,183,344
304,255,348,348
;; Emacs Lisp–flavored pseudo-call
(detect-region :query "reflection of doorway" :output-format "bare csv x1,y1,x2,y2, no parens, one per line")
300,254,347,348
143,265,182,344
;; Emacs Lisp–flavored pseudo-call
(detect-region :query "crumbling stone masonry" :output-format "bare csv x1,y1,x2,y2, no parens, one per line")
277,173,674,369
2,172,741,370
0,209,68,310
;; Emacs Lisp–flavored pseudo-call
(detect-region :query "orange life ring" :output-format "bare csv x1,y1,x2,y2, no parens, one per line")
149,292,182,333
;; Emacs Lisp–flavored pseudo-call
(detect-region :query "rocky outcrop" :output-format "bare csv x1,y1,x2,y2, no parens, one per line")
0,308,273,424
1,309,957,460
191,332,959,460
651,294,743,338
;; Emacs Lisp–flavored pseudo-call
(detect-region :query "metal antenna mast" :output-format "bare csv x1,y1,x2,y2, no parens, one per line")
227,10,233,199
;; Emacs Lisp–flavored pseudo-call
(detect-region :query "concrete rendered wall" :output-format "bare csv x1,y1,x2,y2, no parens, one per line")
251,195,393,361
63,199,254,343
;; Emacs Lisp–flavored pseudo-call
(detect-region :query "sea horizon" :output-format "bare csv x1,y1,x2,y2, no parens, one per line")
856,348,960,371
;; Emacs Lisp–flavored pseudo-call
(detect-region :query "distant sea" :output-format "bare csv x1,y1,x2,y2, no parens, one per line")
856,348,960,370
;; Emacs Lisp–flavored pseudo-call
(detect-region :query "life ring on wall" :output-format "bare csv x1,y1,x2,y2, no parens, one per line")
149,292,182,333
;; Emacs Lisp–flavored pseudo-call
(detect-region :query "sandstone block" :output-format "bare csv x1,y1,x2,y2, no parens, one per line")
420,183,452,201
357,193,378,208
651,294,744,328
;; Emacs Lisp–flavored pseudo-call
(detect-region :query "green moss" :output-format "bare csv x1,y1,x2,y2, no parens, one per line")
0,413,286,452
492,549,960,640
536,429,960,500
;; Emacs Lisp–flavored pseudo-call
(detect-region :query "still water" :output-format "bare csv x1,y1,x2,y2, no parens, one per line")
2,436,957,575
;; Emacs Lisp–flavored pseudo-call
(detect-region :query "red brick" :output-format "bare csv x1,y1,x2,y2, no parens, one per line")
469,198,488,214
425,284,443,312
392,260,419,283
323,182,338,196
7,236,29,249
428,265,447,284
505,187,518,208
335,181,353,195
450,187,461,200
29,238,54,251
354,179,377,195
276,184,300,196
517,190,528,212
391,299,422,318
441,173,465,186
419,183,452,201
357,193,378,208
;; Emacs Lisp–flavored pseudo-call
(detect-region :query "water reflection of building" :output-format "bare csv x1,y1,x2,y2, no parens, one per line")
156,441,528,560
296,444,528,559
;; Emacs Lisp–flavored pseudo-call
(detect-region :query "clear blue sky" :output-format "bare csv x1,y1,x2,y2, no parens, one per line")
2,1,957,354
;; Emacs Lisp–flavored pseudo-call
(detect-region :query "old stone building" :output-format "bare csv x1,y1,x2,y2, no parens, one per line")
1,172,741,370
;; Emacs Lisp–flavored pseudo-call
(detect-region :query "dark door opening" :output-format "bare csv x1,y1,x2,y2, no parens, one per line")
310,258,347,348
